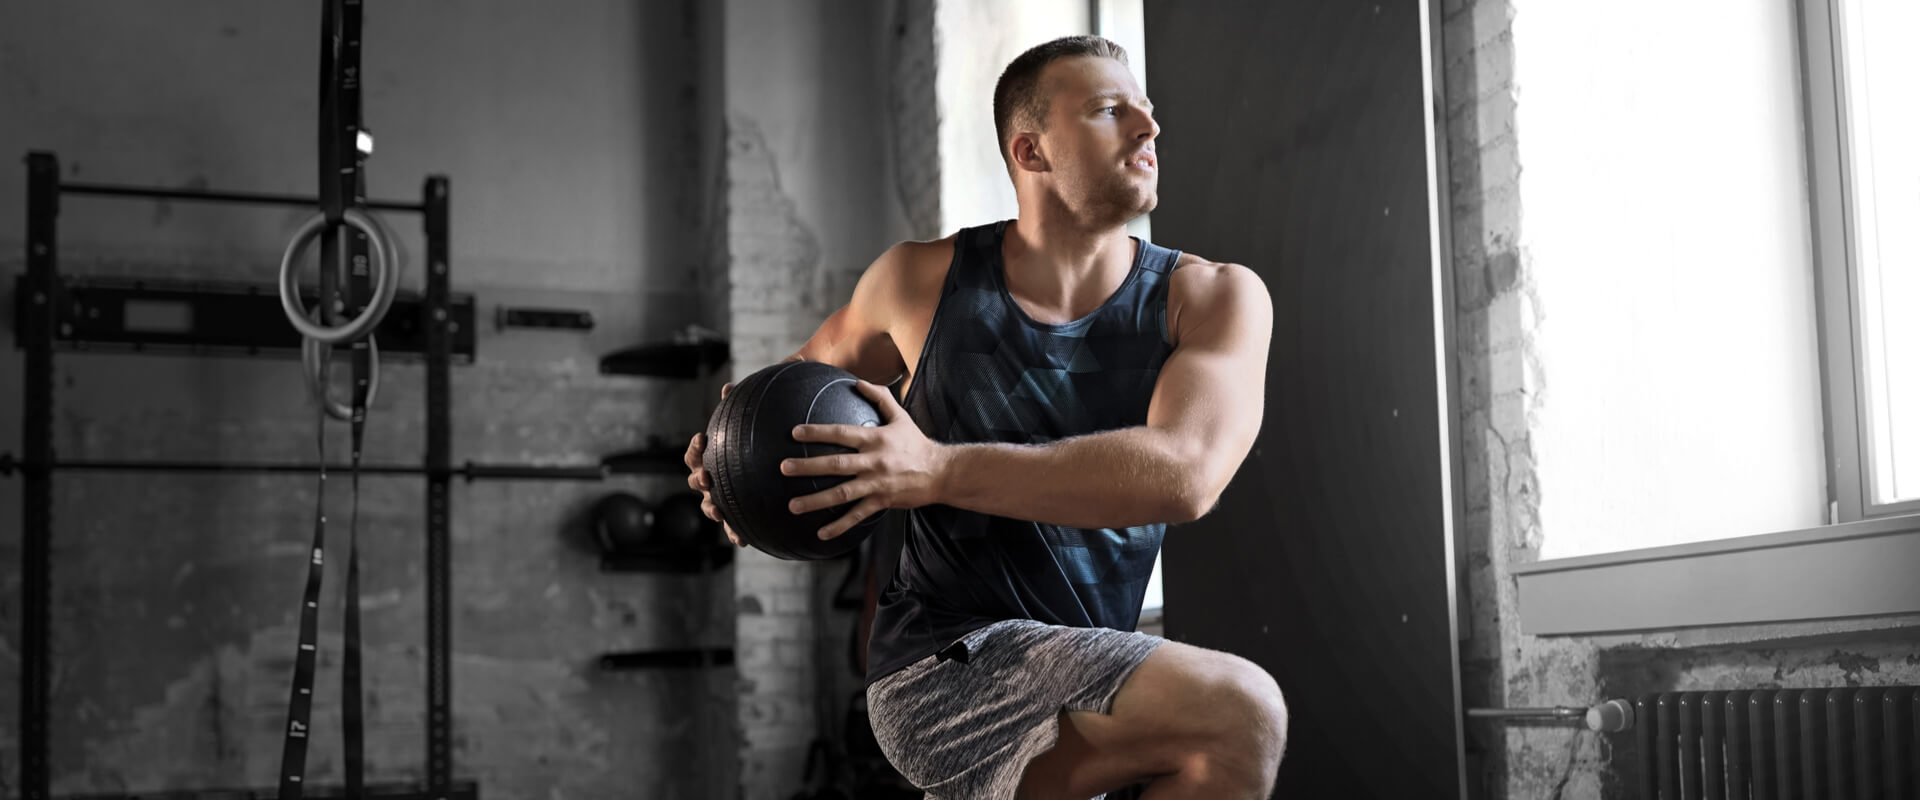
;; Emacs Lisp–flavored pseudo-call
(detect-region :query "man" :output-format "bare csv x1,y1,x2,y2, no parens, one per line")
685,35,1285,800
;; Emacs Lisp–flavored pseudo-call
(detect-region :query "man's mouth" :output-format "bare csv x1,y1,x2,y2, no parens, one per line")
1128,151,1157,170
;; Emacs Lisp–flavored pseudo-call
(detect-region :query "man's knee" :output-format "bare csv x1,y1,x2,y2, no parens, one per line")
1214,655,1287,765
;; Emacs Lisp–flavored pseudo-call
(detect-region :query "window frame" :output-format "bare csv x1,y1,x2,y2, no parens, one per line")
1513,0,1920,637
1801,0,1920,522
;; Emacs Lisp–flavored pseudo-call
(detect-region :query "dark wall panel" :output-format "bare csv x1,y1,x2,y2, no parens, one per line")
1145,2,1465,796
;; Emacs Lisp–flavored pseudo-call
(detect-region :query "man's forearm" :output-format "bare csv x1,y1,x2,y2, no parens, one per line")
936,427,1210,528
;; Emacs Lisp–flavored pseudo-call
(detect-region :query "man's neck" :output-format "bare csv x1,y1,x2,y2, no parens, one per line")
1001,208,1137,319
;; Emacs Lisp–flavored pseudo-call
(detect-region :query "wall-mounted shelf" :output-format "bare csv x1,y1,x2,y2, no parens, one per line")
598,339,729,379
14,275,478,359
601,446,689,476
598,647,735,671
600,544,735,573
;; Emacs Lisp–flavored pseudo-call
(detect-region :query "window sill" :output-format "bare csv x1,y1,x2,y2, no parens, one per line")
1511,513,1920,640
1138,606,1165,637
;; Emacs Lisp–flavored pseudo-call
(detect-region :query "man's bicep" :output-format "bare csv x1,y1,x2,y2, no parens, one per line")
1146,268,1273,494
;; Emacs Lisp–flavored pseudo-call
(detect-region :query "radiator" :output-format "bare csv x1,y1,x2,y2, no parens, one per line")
1635,686,1920,799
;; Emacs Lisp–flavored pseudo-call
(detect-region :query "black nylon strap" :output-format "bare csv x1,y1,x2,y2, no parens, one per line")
339,0,371,792
343,139,373,800
276,398,328,799
280,1,371,796
343,390,367,800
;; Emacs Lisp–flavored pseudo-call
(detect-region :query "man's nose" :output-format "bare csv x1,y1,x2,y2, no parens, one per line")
1137,111,1160,141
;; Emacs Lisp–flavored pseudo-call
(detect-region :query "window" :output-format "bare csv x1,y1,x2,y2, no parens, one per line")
1511,0,1920,635
1805,0,1920,522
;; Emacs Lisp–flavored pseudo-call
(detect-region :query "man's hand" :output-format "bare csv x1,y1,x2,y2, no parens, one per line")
783,381,947,541
685,382,746,548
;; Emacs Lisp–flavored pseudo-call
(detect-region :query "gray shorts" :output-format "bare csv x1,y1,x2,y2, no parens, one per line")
866,619,1164,800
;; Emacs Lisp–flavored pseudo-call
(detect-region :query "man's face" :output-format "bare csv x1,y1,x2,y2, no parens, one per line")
1035,55,1160,225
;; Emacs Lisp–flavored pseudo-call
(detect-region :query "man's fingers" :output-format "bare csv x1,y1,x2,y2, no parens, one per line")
819,498,886,541
780,453,858,477
853,380,902,422
790,479,869,516
720,381,733,399
700,496,745,547
684,433,703,470
791,423,873,447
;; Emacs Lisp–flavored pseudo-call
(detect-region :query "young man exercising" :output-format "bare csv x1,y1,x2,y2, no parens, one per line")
686,35,1286,800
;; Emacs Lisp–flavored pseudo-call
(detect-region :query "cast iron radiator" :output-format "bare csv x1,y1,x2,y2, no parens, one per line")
1635,686,1919,799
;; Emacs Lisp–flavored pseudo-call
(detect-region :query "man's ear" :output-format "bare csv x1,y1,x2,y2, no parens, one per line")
1009,132,1048,173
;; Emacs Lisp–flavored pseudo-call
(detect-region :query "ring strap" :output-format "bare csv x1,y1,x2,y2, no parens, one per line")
342,44,374,791
338,0,370,788
278,1,370,797
276,395,329,800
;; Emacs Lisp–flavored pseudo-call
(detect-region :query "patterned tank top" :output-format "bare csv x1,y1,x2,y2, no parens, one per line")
867,219,1184,683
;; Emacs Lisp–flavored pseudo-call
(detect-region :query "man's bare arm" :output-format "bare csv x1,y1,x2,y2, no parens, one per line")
784,243,912,383
790,260,1272,537
936,262,1271,525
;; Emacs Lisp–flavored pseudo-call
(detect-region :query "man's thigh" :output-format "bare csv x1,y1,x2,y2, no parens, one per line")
867,621,1162,797
1015,640,1280,799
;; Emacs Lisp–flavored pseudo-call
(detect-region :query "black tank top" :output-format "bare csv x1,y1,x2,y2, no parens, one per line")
866,220,1184,683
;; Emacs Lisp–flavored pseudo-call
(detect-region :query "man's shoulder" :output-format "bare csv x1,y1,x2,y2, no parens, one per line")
870,234,961,288
1165,252,1271,341
1168,251,1264,291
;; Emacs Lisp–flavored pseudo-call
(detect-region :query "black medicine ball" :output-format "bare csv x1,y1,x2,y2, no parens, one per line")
703,361,885,560
592,491,653,555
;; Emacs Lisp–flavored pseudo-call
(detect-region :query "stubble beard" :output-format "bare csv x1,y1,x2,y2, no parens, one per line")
1075,170,1159,229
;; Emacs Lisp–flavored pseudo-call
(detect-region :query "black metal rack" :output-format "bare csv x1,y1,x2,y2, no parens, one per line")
11,150,498,800
13,149,739,796
55,782,482,800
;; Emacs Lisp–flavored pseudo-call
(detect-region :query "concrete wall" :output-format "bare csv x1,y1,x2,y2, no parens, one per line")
719,1,918,798
1444,1,1920,796
0,2,735,797
933,0,1090,234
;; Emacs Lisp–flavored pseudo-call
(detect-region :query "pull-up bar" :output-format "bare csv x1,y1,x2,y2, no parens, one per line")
58,181,426,213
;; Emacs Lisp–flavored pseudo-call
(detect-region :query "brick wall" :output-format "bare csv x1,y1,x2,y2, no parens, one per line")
721,2,924,798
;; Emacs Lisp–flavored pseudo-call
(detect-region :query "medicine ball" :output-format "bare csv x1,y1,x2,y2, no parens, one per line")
652,491,718,549
592,491,653,554
592,491,719,555
703,361,885,560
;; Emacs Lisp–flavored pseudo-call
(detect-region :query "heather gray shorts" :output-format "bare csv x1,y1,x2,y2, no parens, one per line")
866,619,1164,800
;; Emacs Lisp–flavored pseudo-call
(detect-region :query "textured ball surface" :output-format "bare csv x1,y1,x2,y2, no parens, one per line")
702,361,884,560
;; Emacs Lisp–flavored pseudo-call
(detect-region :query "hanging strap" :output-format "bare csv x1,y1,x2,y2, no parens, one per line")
277,393,329,798
279,1,371,796
338,0,371,794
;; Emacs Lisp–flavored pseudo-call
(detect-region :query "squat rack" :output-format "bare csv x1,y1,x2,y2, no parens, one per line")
11,154,706,798
11,151,554,799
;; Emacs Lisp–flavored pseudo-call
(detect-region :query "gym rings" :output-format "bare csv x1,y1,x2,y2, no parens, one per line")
301,307,381,421
279,209,398,344
279,209,398,420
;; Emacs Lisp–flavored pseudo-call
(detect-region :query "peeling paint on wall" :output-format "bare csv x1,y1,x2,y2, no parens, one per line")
886,0,942,242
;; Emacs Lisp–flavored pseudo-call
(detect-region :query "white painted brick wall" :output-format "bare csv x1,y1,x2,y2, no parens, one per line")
720,3,936,797
1441,1,1570,797
726,99,836,794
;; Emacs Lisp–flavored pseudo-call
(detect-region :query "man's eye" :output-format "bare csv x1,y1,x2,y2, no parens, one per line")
1100,107,1118,116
